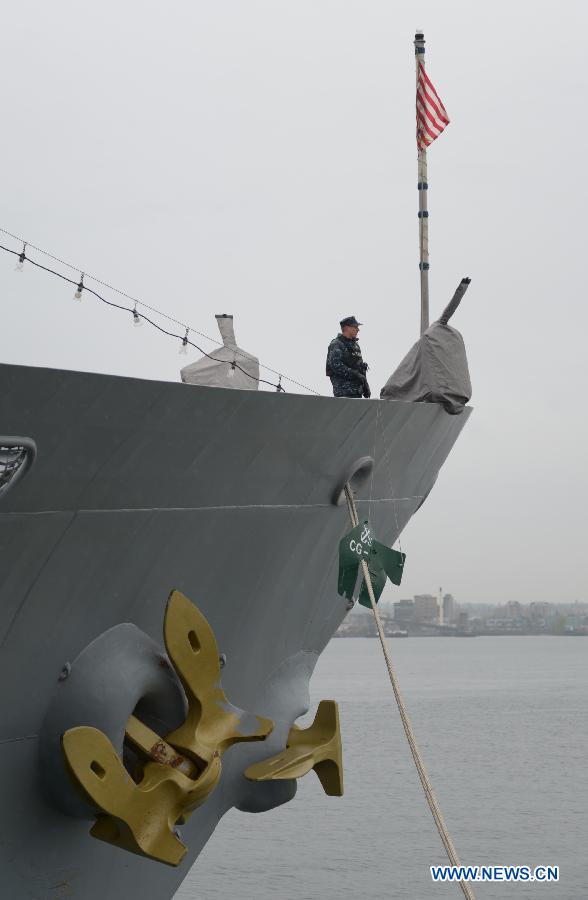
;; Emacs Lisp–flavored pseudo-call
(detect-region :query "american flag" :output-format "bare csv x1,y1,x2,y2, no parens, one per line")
416,62,449,150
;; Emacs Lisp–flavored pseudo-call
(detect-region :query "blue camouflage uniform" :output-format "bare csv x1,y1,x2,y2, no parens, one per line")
326,334,369,398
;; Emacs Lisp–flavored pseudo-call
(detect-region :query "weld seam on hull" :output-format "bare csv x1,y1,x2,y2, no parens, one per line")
0,735,37,746
0,497,424,517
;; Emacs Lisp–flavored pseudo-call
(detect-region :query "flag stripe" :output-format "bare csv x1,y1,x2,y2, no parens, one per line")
417,109,441,143
419,82,449,125
419,66,449,117
417,95,446,133
417,82,449,134
416,61,449,150
417,104,445,142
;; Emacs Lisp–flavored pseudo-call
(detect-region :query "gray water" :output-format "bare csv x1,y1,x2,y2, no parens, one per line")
176,637,587,900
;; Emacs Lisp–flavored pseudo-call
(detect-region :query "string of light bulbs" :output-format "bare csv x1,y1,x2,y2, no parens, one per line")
0,226,321,395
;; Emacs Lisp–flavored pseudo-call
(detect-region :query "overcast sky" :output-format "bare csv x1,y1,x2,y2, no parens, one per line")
1,1,586,605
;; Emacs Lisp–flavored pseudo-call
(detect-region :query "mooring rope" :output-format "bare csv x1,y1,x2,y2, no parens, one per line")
343,483,475,900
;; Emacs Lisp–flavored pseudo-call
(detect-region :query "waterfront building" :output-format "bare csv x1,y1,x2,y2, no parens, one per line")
414,594,440,625
530,601,552,621
504,601,523,620
393,598,416,629
443,593,455,625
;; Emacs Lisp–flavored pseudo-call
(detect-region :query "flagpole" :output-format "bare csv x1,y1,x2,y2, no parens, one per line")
415,30,429,335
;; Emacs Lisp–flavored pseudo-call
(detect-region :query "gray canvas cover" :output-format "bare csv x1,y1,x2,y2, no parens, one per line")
181,315,260,390
380,281,472,414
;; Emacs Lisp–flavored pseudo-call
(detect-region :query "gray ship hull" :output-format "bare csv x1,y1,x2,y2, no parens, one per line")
0,363,470,899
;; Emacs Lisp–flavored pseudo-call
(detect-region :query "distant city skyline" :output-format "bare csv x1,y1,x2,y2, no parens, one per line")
339,594,588,637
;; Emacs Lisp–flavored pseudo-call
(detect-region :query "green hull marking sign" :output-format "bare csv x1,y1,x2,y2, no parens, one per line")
338,521,406,609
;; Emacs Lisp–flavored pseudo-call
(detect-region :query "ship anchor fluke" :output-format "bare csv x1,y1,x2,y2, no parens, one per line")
61,590,273,866
244,700,343,797
62,724,207,866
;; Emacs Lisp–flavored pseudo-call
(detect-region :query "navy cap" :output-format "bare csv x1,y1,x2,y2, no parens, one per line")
340,316,363,328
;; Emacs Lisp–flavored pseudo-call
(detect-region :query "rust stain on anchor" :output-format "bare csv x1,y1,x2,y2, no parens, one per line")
149,740,185,769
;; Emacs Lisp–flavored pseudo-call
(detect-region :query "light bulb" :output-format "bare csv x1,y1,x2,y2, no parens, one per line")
133,307,142,327
15,245,26,272
227,355,237,378
74,275,84,301
179,329,189,355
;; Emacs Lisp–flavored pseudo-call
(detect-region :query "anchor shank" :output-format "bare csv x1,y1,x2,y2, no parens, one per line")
124,714,198,779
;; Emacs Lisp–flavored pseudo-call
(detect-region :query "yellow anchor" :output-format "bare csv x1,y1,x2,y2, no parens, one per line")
62,590,273,865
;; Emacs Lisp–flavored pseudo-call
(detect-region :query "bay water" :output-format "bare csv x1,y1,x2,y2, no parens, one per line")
176,636,587,899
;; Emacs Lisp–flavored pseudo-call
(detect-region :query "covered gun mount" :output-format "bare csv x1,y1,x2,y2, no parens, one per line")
380,278,472,415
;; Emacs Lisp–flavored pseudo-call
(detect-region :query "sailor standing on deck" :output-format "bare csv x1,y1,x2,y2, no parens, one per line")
326,316,371,398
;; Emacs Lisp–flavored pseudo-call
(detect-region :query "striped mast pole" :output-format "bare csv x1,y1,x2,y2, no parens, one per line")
414,31,450,336
415,30,429,334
